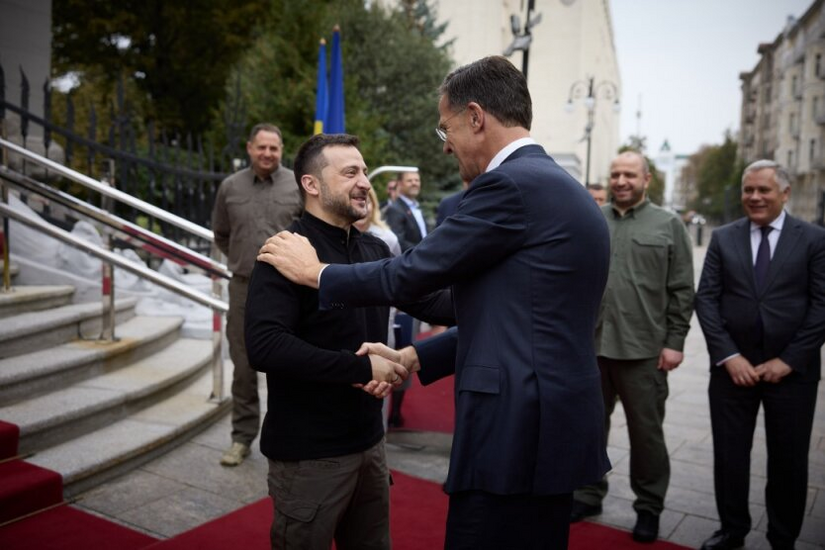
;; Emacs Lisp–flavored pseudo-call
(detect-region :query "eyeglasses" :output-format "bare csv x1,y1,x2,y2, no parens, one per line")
435,107,467,142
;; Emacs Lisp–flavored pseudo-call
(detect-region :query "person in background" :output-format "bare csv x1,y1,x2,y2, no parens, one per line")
354,187,401,257
211,123,302,467
384,171,427,251
383,170,429,423
380,179,398,210
354,188,402,431
586,183,608,206
694,160,825,550
572,151,694,544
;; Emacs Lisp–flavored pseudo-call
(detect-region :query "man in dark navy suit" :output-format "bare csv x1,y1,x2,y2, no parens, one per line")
384,171,427,251
695,160,825,550
258,56,611,550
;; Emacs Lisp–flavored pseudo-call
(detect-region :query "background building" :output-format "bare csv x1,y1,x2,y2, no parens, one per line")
416,0,622,185
655,140,690,211
738,0,825,223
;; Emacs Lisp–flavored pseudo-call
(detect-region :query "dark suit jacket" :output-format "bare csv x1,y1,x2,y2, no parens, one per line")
695,214,825,383
319,144,611,495
436,190,465,227
384,198,424,251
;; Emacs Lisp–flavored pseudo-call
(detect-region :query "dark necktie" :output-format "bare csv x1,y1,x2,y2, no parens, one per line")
754,225,773,291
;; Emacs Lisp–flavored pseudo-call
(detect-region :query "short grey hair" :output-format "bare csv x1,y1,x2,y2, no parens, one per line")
248,123,282,142
742,159,791,190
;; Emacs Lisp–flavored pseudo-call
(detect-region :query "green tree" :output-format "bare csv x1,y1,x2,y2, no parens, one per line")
227,0,456,210
687,132,741,223
52,0,267,135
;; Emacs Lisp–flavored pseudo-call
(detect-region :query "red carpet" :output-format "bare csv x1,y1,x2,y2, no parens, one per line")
150,471,443,550
397,375,455,433
0,420,19,459
0,505,157,549
150,470,690,550
0,459,64,524
0,421,157,549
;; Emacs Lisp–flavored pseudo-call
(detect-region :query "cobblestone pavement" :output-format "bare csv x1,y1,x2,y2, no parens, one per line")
74,245,825,549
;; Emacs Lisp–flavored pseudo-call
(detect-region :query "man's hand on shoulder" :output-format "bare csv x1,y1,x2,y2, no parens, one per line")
754,358,793,383
723,355,761,386
257,231,325,288
657,348,684,371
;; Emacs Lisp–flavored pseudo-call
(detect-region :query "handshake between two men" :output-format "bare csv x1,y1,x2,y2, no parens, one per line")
356,342,421,399
257,226,456,403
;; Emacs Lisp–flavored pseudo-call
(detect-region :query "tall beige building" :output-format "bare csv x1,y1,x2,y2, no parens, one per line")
384,0,622,185
739,0,825,223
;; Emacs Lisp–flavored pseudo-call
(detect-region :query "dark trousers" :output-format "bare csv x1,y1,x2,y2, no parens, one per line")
267,440,390,550
575,356,670,514
227,276,260,446
445,490,572,550
709,369,818,548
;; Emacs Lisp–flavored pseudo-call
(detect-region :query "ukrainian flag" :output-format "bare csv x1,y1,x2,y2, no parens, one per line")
313,26,345,135
326,26,345,134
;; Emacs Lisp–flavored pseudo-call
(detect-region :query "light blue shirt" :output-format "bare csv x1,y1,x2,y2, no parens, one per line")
398,194,427,239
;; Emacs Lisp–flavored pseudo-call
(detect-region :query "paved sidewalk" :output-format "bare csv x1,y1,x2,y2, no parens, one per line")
74,245,825,548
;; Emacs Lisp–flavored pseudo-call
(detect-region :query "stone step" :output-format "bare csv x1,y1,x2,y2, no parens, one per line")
28,367,231,498
0,285,75,319
0,297,137,359
0,314,183,406
2,337,214,454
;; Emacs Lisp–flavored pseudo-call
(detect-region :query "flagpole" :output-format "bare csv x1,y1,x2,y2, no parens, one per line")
313,38,328,135
326,25,345,134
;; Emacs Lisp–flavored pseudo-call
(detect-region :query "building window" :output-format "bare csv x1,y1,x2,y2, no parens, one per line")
815,96,820,119
787,150,793,168
792,75,798,97
816,53,822,77
811,139,817,163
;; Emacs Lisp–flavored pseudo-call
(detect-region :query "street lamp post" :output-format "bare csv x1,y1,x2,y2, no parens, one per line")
504,0,542,79
565,76,620,186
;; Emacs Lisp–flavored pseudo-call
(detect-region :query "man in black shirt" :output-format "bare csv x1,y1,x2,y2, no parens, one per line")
245,133,451,550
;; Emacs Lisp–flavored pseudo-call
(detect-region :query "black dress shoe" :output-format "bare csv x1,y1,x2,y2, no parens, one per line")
569,500,602,523
632,510,659,543
700,530,745,550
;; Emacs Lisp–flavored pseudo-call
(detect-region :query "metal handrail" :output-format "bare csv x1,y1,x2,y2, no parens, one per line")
0,199,227,402
0,137,214,242
0,202,228,313
0,166,230,279
0,138,228,401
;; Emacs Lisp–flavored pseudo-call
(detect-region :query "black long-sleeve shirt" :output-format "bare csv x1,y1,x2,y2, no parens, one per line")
245,212,453,461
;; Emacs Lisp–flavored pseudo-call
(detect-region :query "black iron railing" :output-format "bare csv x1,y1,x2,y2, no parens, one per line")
0,63,246,252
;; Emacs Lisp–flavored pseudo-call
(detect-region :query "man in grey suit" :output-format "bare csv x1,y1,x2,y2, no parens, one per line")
257,55,611,550
695,160,825,550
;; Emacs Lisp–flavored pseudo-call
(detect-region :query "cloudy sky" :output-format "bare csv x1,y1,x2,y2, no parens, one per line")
610,0,814,155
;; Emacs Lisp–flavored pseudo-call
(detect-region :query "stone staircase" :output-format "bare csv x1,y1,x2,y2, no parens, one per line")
0,267,230,501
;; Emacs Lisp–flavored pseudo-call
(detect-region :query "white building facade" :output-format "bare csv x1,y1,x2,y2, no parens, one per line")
386,0,622,185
